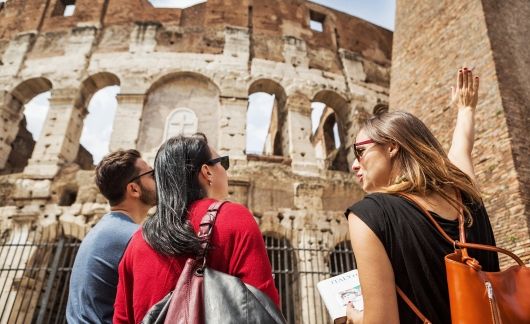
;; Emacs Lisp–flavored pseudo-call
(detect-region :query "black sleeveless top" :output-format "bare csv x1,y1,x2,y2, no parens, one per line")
346,193,499,324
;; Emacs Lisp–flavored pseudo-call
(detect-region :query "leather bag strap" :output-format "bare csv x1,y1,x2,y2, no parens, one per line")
398,193,524,265
197,201,227,270
395,286,431,324
393,192,524,323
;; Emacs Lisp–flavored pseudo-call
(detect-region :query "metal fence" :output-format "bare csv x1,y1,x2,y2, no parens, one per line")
0,228,355,324
264,235,356,324
0,225,81,324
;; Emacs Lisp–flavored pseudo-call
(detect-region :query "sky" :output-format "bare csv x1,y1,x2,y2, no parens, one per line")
23,1,395,164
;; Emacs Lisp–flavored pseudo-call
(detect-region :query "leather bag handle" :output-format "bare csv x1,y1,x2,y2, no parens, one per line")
398,193,524,266
196,201,227,271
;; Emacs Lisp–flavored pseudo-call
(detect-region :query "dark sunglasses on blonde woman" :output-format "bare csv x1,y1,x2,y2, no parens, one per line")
206,156,230,170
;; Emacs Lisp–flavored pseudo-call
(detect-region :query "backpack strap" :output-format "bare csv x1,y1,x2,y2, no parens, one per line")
196,201,228,271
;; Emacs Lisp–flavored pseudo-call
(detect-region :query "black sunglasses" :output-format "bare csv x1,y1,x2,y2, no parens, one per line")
206,156,230,170
128,169,154,183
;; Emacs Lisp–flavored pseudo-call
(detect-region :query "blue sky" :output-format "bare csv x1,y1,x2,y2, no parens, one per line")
310,0,395,30
24,1,395,163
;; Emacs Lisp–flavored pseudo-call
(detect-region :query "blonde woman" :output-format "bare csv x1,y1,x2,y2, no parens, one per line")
345,69,499,324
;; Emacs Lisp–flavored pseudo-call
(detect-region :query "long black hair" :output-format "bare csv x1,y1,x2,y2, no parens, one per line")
142,133,212,256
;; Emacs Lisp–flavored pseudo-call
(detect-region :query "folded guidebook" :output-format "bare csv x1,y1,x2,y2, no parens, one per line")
317,269,364,324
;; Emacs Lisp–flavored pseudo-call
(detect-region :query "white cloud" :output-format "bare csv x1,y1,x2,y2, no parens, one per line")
148,0,206,8
246,92,275,154
311,102,325,134
24,91,51,141
79,86,120,164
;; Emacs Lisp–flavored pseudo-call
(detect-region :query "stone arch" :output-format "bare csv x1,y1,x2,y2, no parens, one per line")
0,78,53,173
137,71,221,154
311,90,350,172
247,79,288,156
78,72,121,109
75,72,121,167
262,231,299,324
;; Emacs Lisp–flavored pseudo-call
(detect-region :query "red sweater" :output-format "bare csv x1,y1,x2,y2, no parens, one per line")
113,199,280,323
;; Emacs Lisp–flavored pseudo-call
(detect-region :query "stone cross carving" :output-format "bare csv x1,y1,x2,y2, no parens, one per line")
165,108,198,140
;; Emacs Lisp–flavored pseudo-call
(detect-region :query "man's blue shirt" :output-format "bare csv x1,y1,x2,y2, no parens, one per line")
66,212,138,323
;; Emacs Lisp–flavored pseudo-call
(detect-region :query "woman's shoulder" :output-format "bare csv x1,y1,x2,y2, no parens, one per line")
192,199,256,231
125,229,152,252
347,192,404,215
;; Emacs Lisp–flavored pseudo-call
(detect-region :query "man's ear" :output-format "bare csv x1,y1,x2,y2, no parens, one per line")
127,182,141,199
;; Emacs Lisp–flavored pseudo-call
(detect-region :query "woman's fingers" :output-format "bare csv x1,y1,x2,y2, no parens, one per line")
463,67,469,89
467,69,473,90
457,69,463,89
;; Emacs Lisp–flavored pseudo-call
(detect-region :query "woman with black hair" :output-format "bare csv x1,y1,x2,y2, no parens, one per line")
113,134,280,323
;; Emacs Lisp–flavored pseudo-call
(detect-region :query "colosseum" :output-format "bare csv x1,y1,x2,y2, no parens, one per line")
0,0,528,323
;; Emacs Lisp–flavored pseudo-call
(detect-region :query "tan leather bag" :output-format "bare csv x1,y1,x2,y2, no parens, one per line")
397,193,530,324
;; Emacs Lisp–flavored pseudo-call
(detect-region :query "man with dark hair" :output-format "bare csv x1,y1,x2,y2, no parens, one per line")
66,149,156,324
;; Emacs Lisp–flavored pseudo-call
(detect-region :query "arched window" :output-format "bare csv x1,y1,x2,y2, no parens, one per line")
246,92,276,155
80,85,120,165
263,235,298,323
311,91,350,172
247,79,287,157
329,241,356,276
1,78,52,174
164,108,198,140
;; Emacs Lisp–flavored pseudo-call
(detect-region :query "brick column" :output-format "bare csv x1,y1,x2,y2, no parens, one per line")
391,0,530,264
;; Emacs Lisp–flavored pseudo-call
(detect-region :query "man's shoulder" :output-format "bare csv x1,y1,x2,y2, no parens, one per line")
83,212,138,245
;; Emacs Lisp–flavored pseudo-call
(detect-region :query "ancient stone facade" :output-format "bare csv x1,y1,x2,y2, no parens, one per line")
0,0,391,322
391,0,530,265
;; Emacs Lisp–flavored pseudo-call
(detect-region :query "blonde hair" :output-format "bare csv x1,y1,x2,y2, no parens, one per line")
361,111,481,223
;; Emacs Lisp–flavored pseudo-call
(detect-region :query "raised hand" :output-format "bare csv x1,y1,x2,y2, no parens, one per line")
451,67,479,110
448,67,479,182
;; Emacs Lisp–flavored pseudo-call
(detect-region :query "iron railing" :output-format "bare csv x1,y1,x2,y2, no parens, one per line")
0,228,354,324
263,235,356,324
0,225,81,324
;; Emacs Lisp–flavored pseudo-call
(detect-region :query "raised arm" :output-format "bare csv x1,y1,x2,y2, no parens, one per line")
448,67,479,182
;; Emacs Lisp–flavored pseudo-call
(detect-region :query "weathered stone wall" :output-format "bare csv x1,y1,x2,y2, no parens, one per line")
137,73,220,152
0,0,391,322
391,0,530,264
